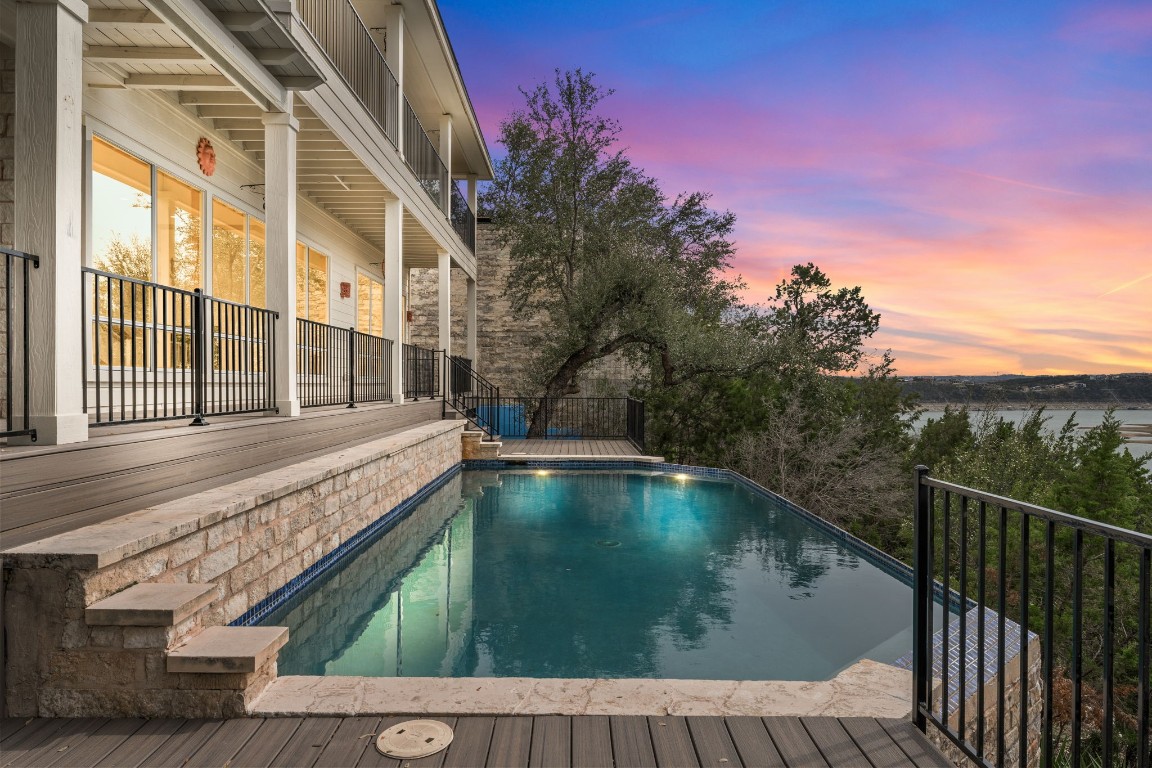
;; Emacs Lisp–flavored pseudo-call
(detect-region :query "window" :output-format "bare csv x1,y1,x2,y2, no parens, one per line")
296,242,329,323
91,138,152,280
156,171,203,292
357,273,384,337
211,200,246,303
249,220,266,308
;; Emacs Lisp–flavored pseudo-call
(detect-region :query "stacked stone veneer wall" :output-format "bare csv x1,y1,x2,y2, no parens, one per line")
407,224,638,396
2,421,464,717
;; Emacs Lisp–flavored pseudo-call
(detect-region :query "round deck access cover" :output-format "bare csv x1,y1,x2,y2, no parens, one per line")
375,720,454,758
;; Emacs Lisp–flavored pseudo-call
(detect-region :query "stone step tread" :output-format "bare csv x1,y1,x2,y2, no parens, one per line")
86,583,216,627
166,625,288,674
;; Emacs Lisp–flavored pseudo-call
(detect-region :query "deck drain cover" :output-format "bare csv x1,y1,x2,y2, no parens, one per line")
375,720,454,758
596,539,621,548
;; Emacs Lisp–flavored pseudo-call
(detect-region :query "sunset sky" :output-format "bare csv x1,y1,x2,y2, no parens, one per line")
438,0,1152,376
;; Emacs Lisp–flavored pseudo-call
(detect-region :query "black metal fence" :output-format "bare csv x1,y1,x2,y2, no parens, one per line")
626,397,646,451
1,246,38,440
403,97,448,213
82,268,277,426
476,397,637,441
444,354,500,438
403,343,439,399
297,0,399,144
297,318,392,408
450,181,476,254
913,467,1151,768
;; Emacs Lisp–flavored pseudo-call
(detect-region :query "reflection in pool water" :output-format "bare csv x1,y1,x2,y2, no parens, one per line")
266,470,915,680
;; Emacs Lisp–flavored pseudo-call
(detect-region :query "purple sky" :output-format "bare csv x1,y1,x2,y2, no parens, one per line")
439,0,1152,375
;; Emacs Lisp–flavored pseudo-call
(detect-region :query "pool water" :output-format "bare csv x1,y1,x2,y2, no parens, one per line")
265,470,916,680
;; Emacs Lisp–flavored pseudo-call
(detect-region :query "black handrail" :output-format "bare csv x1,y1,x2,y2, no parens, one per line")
82,268,278,426
403,97,448,213
402,343,440,399
297,318,393,408
443,353,500,438
913,467,1151,768
450,181,475,254
479,397,640,441
297,0,399,145
1,246,39,441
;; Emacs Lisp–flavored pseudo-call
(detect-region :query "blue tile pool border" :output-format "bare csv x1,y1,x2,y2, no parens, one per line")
232,464,463,627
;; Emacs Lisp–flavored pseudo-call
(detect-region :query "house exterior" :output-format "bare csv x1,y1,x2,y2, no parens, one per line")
0,0,491,445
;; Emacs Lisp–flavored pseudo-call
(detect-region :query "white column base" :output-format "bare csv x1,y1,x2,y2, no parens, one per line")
275,399,301,418
10,412,89,446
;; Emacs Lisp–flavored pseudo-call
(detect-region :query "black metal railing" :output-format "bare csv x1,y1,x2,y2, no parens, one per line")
297,0,399,144
626,397,645,451
472,397,636,440
403,97,448,213
1,246,38,440
403,343,440,399
450,181,476,254
82,268,277,426
297,318,392,408
443,353,500,438
913,467,1151,768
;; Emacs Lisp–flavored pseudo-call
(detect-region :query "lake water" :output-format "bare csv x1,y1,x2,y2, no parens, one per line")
915,409,1152,461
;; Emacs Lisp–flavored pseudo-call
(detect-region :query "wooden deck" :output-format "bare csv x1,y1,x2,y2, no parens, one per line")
0,401,443,549
0,715,948,767
499,439,645,457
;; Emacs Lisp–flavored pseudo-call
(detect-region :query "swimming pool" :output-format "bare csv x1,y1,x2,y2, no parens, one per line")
262,468,916,681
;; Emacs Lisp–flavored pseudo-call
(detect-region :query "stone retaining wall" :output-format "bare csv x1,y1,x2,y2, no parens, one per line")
2,421,464,717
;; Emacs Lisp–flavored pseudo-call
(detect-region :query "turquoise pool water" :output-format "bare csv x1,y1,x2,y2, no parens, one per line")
265,469,915,680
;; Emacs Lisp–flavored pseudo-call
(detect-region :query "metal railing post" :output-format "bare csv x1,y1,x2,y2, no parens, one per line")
189,288,208,426
347,326,356,408
912,464,931,731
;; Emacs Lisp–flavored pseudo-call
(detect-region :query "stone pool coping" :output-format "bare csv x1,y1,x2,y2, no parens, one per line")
250,660,912,718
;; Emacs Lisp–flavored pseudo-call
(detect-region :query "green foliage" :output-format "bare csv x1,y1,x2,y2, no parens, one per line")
483,69,741,426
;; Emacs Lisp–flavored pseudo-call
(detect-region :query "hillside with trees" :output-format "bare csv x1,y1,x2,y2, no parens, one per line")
900,373,1152,407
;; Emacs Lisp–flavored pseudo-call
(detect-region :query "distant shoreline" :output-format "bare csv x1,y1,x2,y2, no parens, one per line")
916,402,1151,412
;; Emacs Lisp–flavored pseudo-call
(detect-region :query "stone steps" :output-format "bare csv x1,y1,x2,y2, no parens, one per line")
167,626,289,674
85,583,216,627
461,430,501,459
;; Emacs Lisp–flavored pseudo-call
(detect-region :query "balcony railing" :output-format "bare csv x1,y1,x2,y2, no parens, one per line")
297,0,399,144
451,181,476,254
913,467,1151,768
402,343,440,399
403,97,449,213
82,269,278,426
1,246,39,440
297,318,393,408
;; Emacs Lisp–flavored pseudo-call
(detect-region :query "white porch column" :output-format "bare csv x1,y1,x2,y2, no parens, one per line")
437,250,451,356
384,198,404,402
466,277,478,364
13,0,88,445
262,101,300,417
384,4,405,156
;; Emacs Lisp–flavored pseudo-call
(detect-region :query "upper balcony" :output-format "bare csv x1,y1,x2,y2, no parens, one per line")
296,0,486,254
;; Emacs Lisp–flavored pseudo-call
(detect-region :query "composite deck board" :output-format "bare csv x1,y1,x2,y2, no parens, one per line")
0,403,441,547
183,717,264,768
439,716,494,768
0,717,946,767
570,716,613,768
685,716,744,767
724,716,786,768
311,716,380,768
800,717,873,767
498,439,639,457
608,716,657,768
647,716,701,768
528,716,571,768
762,718,830,768
487,717,533,768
